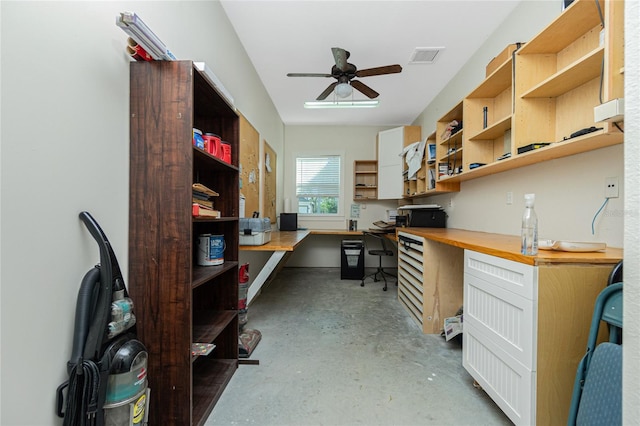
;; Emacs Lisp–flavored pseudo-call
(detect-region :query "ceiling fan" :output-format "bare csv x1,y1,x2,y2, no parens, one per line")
287,47,402,100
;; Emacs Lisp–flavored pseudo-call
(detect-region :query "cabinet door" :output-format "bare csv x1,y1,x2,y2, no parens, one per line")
377,127,404,199
463,250,536,426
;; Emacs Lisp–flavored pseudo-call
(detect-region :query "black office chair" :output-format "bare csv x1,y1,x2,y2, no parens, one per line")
360,231,396,291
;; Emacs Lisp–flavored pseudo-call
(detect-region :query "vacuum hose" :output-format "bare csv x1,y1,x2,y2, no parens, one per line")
60,266,103,426
68,267,101,372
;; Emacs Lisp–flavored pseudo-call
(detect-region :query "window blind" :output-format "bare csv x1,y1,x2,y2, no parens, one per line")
296,156,341,197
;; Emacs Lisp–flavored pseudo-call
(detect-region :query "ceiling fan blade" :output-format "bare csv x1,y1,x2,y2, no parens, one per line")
351,80,379,99
317,82,338,100
287,73,333,78
355,64,402,78
331,47,350,72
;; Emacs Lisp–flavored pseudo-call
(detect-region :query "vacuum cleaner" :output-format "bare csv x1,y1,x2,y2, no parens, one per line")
56,212,150,426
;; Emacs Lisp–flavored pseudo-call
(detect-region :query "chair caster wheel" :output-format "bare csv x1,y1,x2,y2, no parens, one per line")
360,282,364,287
383,287,387,291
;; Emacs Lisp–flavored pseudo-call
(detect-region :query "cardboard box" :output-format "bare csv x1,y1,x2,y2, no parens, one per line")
485,42,525,77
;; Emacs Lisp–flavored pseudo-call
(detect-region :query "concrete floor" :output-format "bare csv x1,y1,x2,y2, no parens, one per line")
206,267,512,426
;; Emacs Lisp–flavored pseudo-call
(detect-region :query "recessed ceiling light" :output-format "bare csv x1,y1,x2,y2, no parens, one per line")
409,47,444,64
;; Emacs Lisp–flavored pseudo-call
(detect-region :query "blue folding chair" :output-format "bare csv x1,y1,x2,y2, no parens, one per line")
567,282,622,426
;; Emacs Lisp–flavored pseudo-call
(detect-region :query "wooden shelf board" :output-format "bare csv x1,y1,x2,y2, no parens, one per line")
193,217,237,223
518,0,604,54
522,47,604,98
355,171,377,174
468,58,513,98
469,115,512,141
193,359,238,426
438,147,463,162
439,100,464,122
442,130,622,182
194,147,240,172
438,130,463,146
193,261,239,288
192,310,237,345
404,184,461,198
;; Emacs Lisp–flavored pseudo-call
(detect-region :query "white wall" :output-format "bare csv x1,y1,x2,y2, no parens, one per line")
0,2,282,424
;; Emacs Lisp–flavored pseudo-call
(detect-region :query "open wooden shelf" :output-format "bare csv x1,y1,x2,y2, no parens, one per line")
521,47,604,98
414,0,623,188
354,160,378,200
129,60,240,426
468,115,512,141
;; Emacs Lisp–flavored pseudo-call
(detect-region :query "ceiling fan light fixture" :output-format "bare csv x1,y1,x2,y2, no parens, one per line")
304,100,379,109
335,82,352,98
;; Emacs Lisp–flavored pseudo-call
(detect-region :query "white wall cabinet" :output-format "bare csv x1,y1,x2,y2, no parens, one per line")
377,126,421,199
463,249,614,425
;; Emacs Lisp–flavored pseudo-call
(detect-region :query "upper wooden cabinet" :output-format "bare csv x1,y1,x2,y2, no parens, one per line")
434,0,623,185
377,126,421,199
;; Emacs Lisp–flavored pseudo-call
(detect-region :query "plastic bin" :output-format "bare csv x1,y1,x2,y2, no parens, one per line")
341,239,364,280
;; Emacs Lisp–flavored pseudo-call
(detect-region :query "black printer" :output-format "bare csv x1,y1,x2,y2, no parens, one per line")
399,204,447,228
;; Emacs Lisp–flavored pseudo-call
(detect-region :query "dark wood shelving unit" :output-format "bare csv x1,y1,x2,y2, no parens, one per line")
129,60,239,426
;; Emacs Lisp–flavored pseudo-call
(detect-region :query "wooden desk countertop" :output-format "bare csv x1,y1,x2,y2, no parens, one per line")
240,230,310,252
398,227,623,266
239,229,396,251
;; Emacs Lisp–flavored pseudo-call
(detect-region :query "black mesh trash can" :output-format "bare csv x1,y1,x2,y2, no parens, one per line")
341,239,364,280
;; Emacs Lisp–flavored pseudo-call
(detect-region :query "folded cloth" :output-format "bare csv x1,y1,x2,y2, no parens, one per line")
402,139,427,180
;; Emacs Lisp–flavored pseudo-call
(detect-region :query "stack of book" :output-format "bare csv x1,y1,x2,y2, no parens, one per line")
192,183,220,218
438,162,450,177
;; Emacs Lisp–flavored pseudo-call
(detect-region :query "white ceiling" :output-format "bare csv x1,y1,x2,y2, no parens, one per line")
220,0,522,127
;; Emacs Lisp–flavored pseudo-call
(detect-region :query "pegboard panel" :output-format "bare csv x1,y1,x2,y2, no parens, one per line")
239,114,259,217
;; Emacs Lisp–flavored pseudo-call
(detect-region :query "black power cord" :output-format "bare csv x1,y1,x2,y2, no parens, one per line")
63,358,101,426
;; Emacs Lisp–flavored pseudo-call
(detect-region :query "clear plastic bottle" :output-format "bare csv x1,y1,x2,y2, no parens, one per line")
521,193,538,255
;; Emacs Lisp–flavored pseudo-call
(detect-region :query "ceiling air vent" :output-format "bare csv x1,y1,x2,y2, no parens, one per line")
409,47,443,64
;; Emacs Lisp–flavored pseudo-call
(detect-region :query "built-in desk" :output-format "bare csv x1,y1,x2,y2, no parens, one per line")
401,227,623,265
397,227,623,425
241,229,368,303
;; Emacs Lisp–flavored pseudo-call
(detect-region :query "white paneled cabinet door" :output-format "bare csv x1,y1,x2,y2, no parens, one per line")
377,127,404,199
463,249,537,426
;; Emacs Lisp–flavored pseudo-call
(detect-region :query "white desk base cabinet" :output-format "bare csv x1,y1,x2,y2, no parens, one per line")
462,249,613,425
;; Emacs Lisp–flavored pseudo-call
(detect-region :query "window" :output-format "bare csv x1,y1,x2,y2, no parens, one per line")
296,155,341,215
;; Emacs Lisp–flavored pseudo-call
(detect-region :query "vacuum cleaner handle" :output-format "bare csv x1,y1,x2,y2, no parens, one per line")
78,211,126,293
78,211,123,360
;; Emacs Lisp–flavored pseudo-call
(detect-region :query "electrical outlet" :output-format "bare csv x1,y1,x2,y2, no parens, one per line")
448,198,453,208
506,191,513,205
605,177,619,198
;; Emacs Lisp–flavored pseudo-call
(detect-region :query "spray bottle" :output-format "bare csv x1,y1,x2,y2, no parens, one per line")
521,193,538,255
